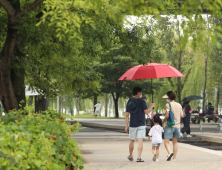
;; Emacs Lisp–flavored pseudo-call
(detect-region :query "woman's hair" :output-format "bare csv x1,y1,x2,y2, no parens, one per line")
153,114,162,127
183,101,190,107
166,91,176,100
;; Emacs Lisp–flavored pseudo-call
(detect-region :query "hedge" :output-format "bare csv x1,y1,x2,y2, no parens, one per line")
0,108,84,170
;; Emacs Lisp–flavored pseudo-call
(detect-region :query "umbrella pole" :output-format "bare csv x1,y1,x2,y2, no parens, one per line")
151,78,154,103
151,78,154,112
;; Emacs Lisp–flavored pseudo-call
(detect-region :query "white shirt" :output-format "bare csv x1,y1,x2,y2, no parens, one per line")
148,125,164,144
94,103,101,112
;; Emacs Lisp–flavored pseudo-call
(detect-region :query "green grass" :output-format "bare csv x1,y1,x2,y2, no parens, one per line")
64,113,125,119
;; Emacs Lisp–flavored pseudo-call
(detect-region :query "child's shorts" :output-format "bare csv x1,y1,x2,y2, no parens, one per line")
152,143,161,146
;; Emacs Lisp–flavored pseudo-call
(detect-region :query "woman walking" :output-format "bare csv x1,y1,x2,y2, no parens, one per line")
181,101,194,138
162,91,183,161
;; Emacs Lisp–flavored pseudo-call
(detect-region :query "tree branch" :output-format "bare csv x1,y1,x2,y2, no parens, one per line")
15,0,44,19
0,0,16,20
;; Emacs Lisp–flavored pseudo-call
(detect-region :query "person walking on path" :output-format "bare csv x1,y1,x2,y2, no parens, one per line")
94,102,101,117
162,91,183,161
181,101,194,138
125,87,155,162
148,114,164,162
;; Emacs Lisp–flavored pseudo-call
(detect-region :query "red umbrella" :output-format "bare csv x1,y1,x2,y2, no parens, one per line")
118,63,184,102
119,63,184,80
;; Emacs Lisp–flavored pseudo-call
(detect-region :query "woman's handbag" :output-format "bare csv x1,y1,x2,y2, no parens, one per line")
167,103,175,126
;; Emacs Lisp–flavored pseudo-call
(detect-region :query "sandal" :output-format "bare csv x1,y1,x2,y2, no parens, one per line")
127,155,134,161
166,153,174,161
153,154,157,161
137,158,144,162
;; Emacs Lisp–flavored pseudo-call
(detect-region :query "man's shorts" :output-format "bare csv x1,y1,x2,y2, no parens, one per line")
164,126,181,139
129,126,146,140
152,143,161,146
95,111,101,116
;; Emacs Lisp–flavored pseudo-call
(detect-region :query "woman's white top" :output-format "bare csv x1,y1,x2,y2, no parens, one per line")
148,125,164,144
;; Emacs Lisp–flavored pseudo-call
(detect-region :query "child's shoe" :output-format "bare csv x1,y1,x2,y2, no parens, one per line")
153,154,157,161
155,159,159,162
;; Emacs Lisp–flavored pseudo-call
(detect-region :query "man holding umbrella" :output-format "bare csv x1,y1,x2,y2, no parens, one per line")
125,87,155,162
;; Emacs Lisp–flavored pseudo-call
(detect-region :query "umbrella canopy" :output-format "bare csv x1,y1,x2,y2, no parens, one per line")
118,63,184,80
182,95,203,102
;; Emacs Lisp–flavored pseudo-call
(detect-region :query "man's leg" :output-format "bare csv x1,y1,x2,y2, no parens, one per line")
164,138,171,155
172,137,178,159
129,139,134,158
137,138,143,159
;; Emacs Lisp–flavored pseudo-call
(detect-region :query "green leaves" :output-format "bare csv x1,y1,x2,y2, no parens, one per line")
0,108,84,169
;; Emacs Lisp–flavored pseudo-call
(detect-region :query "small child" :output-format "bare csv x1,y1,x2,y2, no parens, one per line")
148,114,164,162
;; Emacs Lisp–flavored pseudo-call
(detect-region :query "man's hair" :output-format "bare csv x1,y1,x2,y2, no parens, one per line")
132,87,142,96
98,102,100,103
166,91,176,100
208,102,212,105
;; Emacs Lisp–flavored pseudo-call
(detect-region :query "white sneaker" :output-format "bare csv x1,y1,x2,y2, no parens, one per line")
156,159,159,162
180,132,183,138
187,135,192,137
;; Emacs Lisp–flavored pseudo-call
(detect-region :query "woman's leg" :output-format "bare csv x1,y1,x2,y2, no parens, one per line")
164,138,171,154
187,120,191,135
181,119,186,134
156,146,160,159
172,137,178,159
152,146,156,155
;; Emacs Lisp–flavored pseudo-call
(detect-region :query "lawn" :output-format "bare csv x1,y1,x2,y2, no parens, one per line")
65,113,125,119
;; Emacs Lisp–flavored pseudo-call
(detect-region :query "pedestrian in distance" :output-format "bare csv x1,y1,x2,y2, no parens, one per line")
125,87,155,162
162,91,183,161
94,102,101,117
148,114,164,162
181,101,194,138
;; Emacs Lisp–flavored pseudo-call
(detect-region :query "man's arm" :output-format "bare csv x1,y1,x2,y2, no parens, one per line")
125,112,130,133
144,103,155,117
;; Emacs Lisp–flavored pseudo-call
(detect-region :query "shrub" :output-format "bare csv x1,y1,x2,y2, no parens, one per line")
0,108,84,170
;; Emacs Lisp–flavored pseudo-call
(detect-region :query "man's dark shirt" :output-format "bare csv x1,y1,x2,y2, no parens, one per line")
126,98,148,127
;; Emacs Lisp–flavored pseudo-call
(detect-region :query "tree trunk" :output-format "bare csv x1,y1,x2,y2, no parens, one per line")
70,108,74,116
105,93,108,117
203,14,209,113
111,92,119,118
177,20,182,104
35,95,48,113
93,93,97,113
0,24,18,112
11,55,26,109
202,55,208,113
216,86,220,111
28,96,33,106
77,97,80,115
59,97,62,114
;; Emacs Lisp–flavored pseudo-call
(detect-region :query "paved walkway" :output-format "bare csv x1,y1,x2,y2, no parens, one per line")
73,127,222,170
73,118,222,132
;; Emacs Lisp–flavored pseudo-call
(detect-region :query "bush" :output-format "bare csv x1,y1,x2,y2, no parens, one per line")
0,108,84,170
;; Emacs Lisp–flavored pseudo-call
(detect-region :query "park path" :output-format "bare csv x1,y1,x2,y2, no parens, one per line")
73,127,222,170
